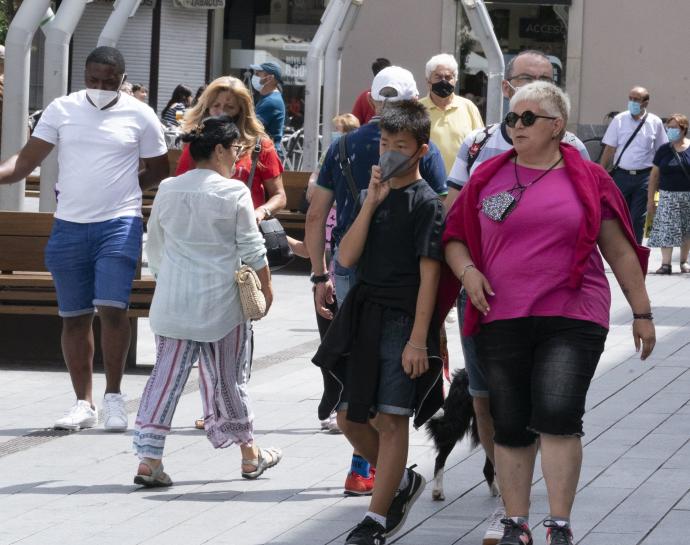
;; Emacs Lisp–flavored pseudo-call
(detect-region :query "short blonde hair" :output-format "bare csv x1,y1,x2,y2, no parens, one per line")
510,81,570,137
332,113,360,134
182,76,267,152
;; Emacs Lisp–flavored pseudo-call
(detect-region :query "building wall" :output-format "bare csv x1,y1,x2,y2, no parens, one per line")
575,0,690,128
339,0,447,114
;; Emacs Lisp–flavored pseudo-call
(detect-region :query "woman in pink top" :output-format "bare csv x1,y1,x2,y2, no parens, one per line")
442,82,656,545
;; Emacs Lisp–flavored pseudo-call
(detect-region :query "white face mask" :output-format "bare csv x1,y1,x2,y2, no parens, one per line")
251,75,264,93
86,75,124,110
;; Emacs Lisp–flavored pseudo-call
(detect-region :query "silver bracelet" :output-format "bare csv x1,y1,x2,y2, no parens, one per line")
406,340,427,351
460,263,475,282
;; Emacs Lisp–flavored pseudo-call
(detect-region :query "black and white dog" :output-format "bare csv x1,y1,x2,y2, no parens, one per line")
425,368,498,501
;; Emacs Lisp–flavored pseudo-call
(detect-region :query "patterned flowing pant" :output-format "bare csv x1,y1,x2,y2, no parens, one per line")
133,322,254,459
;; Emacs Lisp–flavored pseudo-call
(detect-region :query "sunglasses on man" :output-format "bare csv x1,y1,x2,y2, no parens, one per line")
505,110,557,128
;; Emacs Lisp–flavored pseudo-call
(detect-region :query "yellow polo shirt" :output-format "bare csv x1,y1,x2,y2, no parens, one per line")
420,94,484,173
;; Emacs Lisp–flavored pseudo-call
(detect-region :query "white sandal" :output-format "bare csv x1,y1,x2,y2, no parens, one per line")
241,446,282,479
134,459,173,488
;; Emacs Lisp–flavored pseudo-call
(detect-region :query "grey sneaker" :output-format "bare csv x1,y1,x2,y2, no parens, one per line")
54,400,97,430
385,465,426,537
498,518,533,545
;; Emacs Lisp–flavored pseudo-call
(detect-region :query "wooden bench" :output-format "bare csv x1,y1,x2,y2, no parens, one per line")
0,211,155,368
275,170,310,236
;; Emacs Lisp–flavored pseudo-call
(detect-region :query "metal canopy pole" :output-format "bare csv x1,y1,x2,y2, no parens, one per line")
98,0,142,47
461,0,504,125
40,0,90,212
302,0,346,172
321,0,363,152
0,0,53,211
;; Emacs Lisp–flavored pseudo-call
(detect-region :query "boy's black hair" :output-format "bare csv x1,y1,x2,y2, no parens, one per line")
372,57,392,76
85,46,126,75
180,115,241,162
379,100,431,147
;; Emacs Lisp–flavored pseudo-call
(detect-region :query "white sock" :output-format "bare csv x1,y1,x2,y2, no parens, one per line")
397,469,410,492
365,511,386,527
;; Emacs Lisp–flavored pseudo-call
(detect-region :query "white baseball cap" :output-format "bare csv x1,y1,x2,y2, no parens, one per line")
371,66,419,102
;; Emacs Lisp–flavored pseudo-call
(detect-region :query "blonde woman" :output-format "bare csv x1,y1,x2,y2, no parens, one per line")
176,76,286,222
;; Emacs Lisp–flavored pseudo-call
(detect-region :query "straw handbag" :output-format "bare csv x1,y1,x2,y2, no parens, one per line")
235,265,267,321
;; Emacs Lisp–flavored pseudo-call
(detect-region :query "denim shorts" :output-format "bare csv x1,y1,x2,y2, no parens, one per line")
458,289,488,397
332,248,358,307
476,316,608,447
338,309,417,416
44,217,143,317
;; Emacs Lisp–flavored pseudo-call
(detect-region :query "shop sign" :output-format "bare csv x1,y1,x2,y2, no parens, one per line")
519,18,565,41
283,54,307,86
173,0,225,7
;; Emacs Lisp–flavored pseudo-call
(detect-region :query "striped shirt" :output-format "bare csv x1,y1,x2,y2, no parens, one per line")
447,122,590,190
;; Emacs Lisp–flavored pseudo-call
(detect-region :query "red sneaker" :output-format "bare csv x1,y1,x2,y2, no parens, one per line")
344,468,376,496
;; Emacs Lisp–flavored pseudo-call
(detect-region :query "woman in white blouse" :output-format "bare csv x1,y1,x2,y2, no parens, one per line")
132,115,281,487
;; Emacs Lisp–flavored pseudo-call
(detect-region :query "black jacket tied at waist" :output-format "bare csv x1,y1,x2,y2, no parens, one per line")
312,281,443,429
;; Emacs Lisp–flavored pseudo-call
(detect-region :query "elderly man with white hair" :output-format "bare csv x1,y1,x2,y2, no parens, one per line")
420,53,484,173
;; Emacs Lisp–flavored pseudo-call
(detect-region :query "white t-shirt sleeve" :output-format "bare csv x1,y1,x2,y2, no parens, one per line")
447,129,482,189
601,117,619,148
138,107,167,159
31,99,61,145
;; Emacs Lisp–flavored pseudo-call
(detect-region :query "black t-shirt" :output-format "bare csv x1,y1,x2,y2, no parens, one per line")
653,143,690,192
356,179,445,287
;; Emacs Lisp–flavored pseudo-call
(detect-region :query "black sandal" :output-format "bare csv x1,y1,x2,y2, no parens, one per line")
655,264,672,275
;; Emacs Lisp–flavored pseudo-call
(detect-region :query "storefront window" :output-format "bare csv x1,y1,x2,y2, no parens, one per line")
457,2,569,119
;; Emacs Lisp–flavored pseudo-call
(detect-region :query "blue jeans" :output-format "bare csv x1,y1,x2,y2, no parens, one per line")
611,168,650,243
476,316,607,447
332,248,358,306
44,217,143,317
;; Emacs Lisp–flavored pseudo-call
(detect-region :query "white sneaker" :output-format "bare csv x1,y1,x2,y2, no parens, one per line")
483,504,506,545
54,400,98,430
445,307,458,324
103,393,128,432
326,412,341,434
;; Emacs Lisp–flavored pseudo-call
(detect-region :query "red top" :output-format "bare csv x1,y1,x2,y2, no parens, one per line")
437,143,650,335
175,137,284,209
351,89,375,126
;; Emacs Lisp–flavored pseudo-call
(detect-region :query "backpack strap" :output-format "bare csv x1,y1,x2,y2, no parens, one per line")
613,113,648,171
247,137,263,190
338,133,360,202
466,124,496,172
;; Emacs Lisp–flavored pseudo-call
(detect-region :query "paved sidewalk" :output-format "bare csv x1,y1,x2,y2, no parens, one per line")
0,255,688,545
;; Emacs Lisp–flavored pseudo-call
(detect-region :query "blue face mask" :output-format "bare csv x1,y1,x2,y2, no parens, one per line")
628,100,642,116
666,127,682,142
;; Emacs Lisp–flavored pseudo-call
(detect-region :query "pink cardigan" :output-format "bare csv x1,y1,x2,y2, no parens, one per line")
438,143,650,335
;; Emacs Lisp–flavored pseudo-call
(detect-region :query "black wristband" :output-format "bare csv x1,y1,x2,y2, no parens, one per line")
633,312,653,320
310,273,329,284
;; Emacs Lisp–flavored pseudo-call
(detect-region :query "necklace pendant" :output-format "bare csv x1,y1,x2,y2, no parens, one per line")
481,191,516,222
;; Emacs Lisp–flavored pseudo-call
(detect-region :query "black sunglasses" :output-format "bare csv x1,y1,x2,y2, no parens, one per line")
505,110,557,128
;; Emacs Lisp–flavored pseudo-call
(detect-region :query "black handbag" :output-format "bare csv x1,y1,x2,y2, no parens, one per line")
247,138,293,269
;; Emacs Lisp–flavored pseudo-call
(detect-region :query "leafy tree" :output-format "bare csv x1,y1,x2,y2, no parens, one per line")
0,0,19,45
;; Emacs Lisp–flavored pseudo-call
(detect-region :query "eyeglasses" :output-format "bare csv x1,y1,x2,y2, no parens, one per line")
505,110,557,128
509,74,554,85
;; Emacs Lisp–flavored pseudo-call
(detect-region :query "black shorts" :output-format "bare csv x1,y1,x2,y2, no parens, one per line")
476,316,608,447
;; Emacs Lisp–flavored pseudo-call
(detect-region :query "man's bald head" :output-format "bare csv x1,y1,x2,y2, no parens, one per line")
630,86,650,102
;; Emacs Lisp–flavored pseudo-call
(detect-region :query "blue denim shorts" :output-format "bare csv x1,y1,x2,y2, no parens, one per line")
338,309,417,416
44,217,143,317
332,248,358,307
458,289,488,397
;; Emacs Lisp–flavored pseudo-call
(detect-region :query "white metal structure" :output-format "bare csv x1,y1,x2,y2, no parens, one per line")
40,0,91,212
302,0,347,172
321,0,363,152
461,0,504,125
97,0,142,48
0,0,54,211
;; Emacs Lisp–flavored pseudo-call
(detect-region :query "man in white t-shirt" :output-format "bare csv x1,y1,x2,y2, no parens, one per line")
599,86,668,242
0,47,169,432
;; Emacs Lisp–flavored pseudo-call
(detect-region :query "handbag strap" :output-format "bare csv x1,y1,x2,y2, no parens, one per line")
246,137,262,190
338,133,360,202
669,144,690,184
613,113,648,170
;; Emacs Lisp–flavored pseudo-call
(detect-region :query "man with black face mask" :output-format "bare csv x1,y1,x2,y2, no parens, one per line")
420,53,484,174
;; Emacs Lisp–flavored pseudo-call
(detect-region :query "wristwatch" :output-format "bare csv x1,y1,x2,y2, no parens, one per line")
310,273,330,284
263,207,272,219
